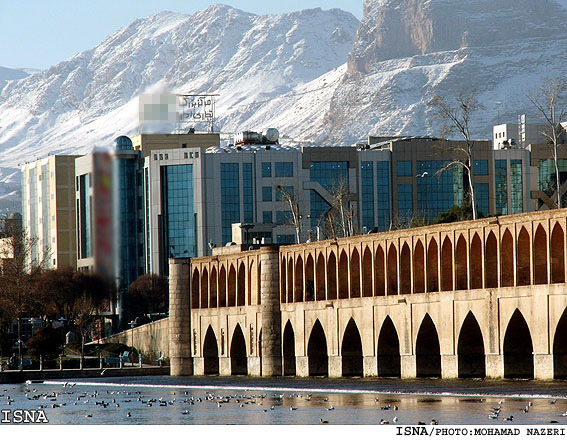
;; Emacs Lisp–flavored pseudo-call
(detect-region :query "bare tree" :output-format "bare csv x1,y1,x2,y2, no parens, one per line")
429,92,481,220
528,78,567,209
317,179,357,239
275,184,304,243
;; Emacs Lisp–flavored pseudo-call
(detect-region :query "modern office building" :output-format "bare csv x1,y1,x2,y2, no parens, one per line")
21,155,78,269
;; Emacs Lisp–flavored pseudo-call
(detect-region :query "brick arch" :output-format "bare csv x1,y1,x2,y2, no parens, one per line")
551,222,565,284
374,244,385,296
218,264,227,307
237,261,245,306
377,315,401,377
455,234,468,290
341,317,363,377
339,249,349,299
415,313,441,378
533,224,548,285
282,320,296,376
230,323,247,375
503,308,533,379
280,257,287,303
362,246,373,297
287,257,294,303
470,233,482,290
387,243,398,295
413,239,425,294
427,237,439,292
327,250,337,300
203,325,219,375
400,242,411,295
517,226,531,286
249,260,256,306
305,253,315,301
307,319,328,377
500,229,514,287
209,266,218,308
295,255,304,303
457,311,485,378
228,263,237,306
441,236,453,292
201,267,209,308
191,267,200,309
316,252,326,300
350,247,361,298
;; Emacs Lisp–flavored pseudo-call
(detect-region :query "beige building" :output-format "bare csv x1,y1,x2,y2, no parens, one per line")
21,155,78,269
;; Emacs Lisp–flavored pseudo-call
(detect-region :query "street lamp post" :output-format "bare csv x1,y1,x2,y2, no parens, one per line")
128,320,136,366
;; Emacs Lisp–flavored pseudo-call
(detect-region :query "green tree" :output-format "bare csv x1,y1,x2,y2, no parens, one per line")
27,326,63,360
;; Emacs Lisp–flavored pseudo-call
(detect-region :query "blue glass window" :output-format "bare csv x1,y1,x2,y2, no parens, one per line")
221,163,240,244
473,160,488,176
261,162,272,177
309,161,349,227
474,183,489,217
511,159,523,214
495,159,507,215
376,161,390,231
262,211,273,224
262,186,272,202
397,184,413,218
275,162,293,177
361,161,374,231
397,161,412,177
276,234,295,245
243,163,253,223
276,210,291,225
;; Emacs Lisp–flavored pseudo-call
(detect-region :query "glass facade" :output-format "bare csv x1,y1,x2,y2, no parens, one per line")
276,210,291,225
474,183,489,217
537,159,567,207
243,163,253,223
78,173,91,259
262,186,272,202
397,160,412,177
276,234,295,244
261,162,272,177
397,184,413,218
416,161,464,222
276,185,294,201
361,161,374,231
495,159,507,215
161,164,195,260
309,161,349,227
221,163,240,244
275,162,293,177
511,159,524,214
376,161,390,231
262,211,273,224
473,160,489,176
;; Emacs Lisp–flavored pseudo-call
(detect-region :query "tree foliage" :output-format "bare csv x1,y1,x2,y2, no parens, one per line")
128,274,168,317
27,326,63,359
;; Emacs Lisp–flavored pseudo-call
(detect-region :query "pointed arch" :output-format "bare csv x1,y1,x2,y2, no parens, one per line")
203,326,219,375
503,309,533,379
416,314,441,378
413,240,425,294
387,244,398,296
485,232,498,288
237,262,245,306
427,238,439,292
218,265,227,307
362,246,373,297
551,223,565,284
287,258,294,303
316,253,326,300
307,320,328,376
305,254,315,301
470,233,482,290
230,324,247,375
441,237,453,291
295,255,304,302
283,320,296,376
339,250,349,299
375,245,386,296
191,268,200,309
257,261,262,305
248,260,256,306
455,235,468,290
350,248,361,298
327,251,337,300
400,243,411,294
377,316,401,378
517,227,531,286
341,318,363,377
228,264,237,306
500,230,514,287
210,266,218,308
280,257,287,303
201,268,209,309
533,225,548,285
457,312,485,378
553,308,567,379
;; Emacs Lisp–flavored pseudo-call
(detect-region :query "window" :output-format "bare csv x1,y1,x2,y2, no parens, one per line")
397,184,413,217
276,210,291,225
262,186,272,202
473,160,488,176
495,159,507,215
361,161,374,230
184,152,188,159
275,186,293,201
262,162,272,177
195,152,199,158
263,211,273,224
275,162,293,177
397,161,412,177
154,154,157,160
165,154,169,160
159,154,163,160
276,234,295,244
182,143,187,148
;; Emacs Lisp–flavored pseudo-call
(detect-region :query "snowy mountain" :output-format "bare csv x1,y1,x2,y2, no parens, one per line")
319,0,567,143
0,5,358,166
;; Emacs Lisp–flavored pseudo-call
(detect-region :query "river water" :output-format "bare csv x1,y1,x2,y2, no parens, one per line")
4,376,567,425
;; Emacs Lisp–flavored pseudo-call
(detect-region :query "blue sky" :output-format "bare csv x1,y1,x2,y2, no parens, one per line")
1,1,362,70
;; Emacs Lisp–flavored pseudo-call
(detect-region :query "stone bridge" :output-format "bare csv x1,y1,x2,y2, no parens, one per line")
169,209,567,380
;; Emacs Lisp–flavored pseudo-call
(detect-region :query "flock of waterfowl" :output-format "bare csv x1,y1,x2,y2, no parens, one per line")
4,381,566,424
